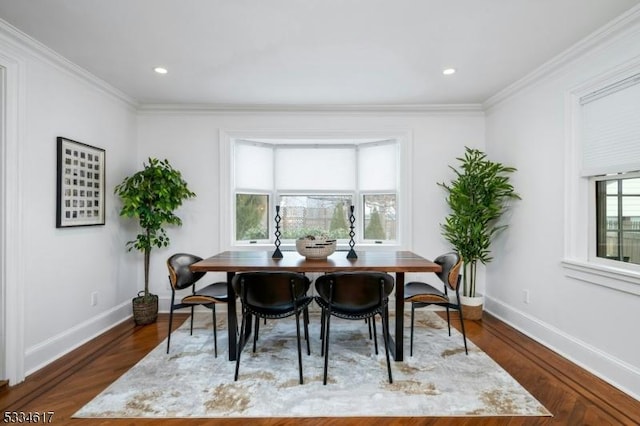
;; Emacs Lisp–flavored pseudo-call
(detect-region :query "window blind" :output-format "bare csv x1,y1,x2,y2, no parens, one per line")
234,141,274,190
580,73,640,176
275,146,356,190
358,141,398,191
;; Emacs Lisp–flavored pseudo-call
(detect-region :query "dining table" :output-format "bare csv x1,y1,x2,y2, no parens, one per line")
190,249,442,362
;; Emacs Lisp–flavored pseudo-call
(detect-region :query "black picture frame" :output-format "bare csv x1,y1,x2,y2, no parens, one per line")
56,137,106,228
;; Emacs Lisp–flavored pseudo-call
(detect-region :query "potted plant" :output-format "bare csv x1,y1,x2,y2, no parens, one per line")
114,158,196,325
438,147,520,320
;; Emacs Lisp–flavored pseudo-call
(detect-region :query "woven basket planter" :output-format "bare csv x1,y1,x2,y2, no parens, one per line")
295,238,337,259
460,294,483,321
132,292,158,325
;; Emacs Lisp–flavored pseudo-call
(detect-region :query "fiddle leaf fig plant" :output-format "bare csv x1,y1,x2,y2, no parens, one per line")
438,147,520,298
114,158,196,299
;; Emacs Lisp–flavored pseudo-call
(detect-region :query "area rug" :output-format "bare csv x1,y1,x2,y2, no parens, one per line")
74,310,551,418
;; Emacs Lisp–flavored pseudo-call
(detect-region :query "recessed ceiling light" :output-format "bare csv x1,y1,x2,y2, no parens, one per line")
442,68,456,75
154,67,168,75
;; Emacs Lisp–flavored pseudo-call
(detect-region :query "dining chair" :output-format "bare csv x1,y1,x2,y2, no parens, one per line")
166,253,230,356
232,271,313,385
315,272,394,385
404,251,468,356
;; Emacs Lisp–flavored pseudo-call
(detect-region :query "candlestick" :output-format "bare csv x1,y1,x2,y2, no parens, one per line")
272,205,283,258
347,205,358,259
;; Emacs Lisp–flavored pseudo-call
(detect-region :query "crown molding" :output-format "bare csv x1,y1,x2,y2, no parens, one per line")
0,18,138,109
136,102,484,115
483,4,640,110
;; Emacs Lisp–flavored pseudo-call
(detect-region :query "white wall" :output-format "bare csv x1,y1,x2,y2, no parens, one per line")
135,111,485,305
484,21,640,398
0,24,138,381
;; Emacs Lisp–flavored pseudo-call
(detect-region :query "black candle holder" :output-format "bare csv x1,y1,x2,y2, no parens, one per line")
347,205,358,259
272,205,283,259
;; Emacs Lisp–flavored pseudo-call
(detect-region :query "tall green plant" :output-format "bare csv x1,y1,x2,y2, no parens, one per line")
438,147,520,297
114,158,196,298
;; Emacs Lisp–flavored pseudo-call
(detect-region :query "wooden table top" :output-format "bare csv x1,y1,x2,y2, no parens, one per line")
190,250,442,273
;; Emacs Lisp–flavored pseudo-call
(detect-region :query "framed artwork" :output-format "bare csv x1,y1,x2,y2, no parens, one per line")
56,137,106,228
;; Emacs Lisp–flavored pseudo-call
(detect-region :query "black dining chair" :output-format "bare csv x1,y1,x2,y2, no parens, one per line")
315,272,394,385
232,271,313,385
166,253,230,356
404,251,468,356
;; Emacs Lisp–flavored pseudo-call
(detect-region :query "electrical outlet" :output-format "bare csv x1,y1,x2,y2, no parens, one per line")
91,291,98,306
523,289,530,304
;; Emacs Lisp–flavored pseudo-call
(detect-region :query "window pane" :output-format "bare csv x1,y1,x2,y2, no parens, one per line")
596,176,640,264
621,232,639,263
363,194,396,241
279,195,352,239
606,196,618,229
604,231,620,259
236,194,269,241
622,177,640,194
622,197,640,230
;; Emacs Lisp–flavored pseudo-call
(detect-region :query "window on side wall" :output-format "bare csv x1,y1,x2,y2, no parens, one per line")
581,73,640,268
232,139,400,247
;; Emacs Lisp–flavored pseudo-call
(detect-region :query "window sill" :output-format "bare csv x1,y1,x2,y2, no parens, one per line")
562,259,640,296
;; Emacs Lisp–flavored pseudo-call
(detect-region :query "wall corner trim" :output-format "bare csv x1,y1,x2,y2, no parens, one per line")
483,5,640,110
0,17,138,109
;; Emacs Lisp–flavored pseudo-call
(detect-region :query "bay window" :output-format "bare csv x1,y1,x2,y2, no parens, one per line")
229,137,402,248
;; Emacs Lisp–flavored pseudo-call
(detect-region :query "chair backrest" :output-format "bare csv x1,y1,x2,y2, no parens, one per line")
167,253,206,291
315,272,394,311
434,252,462,291
232,272,311,309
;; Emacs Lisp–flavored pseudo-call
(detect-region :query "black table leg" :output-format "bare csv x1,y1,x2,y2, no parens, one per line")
226,271,253,361
227,271,237,361
388,272,404,361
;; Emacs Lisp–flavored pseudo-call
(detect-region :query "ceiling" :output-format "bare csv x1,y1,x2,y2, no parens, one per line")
0,0,638,107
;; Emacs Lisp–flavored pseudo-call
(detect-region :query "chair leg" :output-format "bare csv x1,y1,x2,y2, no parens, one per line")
234,312,247,381
166,305,175,354
211,305,218,358
253,315,260,353
380,312,393,384
367,318,372,339
457,307,469,355
322,311,332,385
410,303,415,357
372,316,379,355
295,312,304,385
303,307,311,355
190,306,195,335
446,306,452,336
319,309,325,344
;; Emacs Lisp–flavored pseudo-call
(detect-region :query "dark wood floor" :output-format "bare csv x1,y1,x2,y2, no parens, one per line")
1,311,639,425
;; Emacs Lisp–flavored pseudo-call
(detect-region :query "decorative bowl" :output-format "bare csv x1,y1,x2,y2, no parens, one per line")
295,237,337,259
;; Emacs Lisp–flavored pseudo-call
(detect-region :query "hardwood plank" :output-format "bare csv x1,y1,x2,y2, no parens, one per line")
1,312,639,425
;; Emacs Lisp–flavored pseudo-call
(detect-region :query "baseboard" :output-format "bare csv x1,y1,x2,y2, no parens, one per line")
484,295,640,400
24,301,132,376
